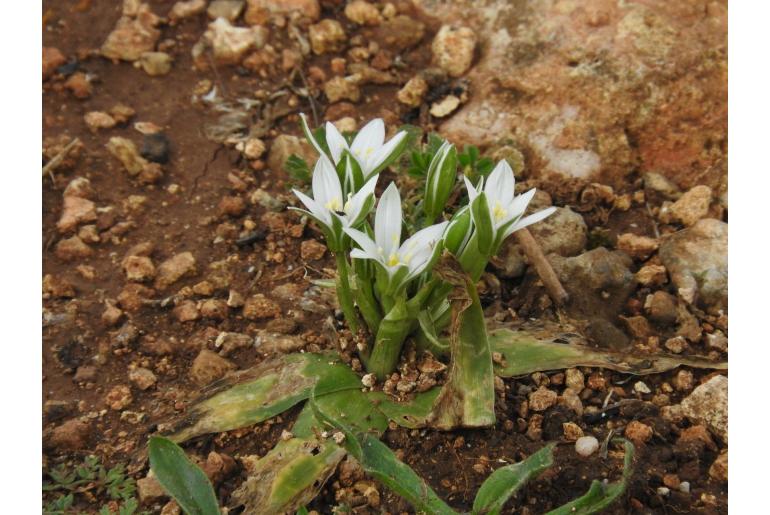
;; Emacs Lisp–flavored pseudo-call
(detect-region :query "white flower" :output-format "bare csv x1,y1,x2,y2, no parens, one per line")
345,183,448,288
291,155,377,231
464,160,556,241
301,114,407,180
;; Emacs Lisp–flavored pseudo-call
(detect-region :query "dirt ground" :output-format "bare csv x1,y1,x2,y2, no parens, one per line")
43,1,727,513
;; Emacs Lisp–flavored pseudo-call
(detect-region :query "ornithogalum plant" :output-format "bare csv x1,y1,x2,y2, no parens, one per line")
294,115,556,428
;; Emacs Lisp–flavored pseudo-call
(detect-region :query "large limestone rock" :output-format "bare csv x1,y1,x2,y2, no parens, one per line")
415,0,727,191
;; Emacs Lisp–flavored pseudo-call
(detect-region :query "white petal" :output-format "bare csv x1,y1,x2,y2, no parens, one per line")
463,175,480,201
399,221,448,273
345,174,378,222
312,155,342,208
375,183,402,256
485,160,515,206
344,227,381,260
366,130,407,177
350,248,372,261
507,188,537,219
351,119,385,171
292,190,330,226
324,121,348,164
505,206,557,238
300,113,325,157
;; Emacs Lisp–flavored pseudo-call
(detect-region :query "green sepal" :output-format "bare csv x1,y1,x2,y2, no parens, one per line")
470,192,494,256
444,206,472,256
423,142,458,222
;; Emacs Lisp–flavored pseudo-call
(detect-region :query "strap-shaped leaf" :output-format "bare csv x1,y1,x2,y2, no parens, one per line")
489,328,728,377
545,439,635,515
310,394,458,515
148,437,220,515
472,443,556,515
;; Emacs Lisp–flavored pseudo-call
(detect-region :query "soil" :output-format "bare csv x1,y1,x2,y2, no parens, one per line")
43,1,727,513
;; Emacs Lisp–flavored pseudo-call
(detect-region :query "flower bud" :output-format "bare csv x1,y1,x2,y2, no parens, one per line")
423,141,458,222
444,206,471,256
470,192,494,256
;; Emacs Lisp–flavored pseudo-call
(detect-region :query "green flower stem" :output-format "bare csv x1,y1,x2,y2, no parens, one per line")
429,274,496,429
352,260,382,334
367,296,411,380
335,252,359,334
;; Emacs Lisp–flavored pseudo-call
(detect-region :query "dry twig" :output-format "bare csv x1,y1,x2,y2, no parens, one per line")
514,228,569,306
42,137,81,181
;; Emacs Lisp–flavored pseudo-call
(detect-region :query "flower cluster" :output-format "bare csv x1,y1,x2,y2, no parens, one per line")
290,115,555,378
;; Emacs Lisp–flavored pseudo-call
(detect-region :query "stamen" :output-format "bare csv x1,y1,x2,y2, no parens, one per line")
325,197,342,211
387,253,400,267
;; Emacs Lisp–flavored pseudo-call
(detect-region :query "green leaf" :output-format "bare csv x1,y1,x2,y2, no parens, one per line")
368,388,441,429
296,508,310,515
310,395,458,515
160,352,362,443
489,327,728,377
231,435,346,515
286,154,311,183
472,443,556,515
545,439,635,515
148,436,220,515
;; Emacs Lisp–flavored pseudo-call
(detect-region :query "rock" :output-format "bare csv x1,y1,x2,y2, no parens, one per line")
528,386,557,411
662,185,712,226
647,291,678,325
300,239,326,261
659,219,727,311
101,1,161,61
218,196,246,217
267,134,317,173
634,381,651,394
240,137,265,159
102,301,124,326
678,425,717,451
43,47,67,80
559,388,583,416
673,369,694,391
575,435,598,457
243,294,281,319
705,331,727,352
55,236,92,261
117,284,154,311
624,420,653,445
122,255,156,282
57,196,97,234
190,349,236,386
397,76,429,107
169,0,207,21
421,0,726,192
256,331,305,353
207,0,245,21
664,336,687,354
636,264,668,287
106,136,153,178
376,15,425,51
617,233,659,260
565,368,584,392
173,300,200,322
161,501,182,515
139,51,172,76
200,299,229,320
244,0,320,26
140,132,171,164
227,289,245,308
324,75,361,103
46,418,92,451
432,25,477,77
215,332,254,355
202,451,237,484
309,19,346,55
84,111,117,132
644,172,682,200
140,335,176,356
345,1,382,26
620,315,653,340
562,422,583,441
63,177,94,199
129,367,157,390
708,451,728,482
430,95,461,118
155,252,196,290
105,385,133,410
137,475,167,503
192,17,268,67
678,375,728,442
549,247,636,321
64,72,92,98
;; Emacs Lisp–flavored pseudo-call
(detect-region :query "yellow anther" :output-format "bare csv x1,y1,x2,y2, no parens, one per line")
387,253,400,267
325,197,342,211
492,201,507,222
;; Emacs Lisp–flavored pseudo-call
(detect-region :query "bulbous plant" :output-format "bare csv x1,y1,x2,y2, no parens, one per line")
144,116,730,513
296,114,555,427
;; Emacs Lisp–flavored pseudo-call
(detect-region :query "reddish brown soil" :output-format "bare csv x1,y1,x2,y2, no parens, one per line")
43,1,727,513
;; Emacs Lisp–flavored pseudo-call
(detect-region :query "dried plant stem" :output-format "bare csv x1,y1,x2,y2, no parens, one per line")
42,137,80,180
514,228,568,306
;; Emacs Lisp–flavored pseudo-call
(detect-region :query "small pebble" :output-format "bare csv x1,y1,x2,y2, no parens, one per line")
657,486,670,496
679,481,691,493
575,436,599,457
633,381,651,394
